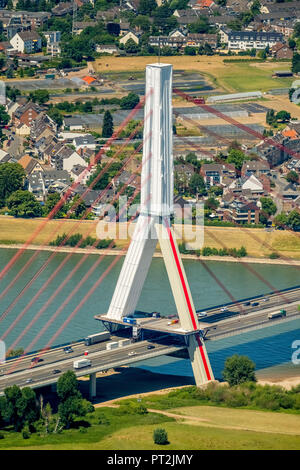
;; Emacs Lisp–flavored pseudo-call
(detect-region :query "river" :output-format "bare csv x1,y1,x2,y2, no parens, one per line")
0,248,299,380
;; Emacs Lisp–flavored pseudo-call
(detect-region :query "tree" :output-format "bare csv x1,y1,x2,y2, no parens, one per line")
227,148,248,171
43,192,68,218
29,90,49,105
0,162,25,203
260,197,277,216
124,38,139,53
120,92,140,110
287,210,300,231
7,190,42,218
153,428,169,445
0,105,10,127
70,194,87,218
57,371,94,429
3,385,39,431
189,173,206,196
47,107,63,127
250,0,261,15
139,0,157,15
275,110,291,123
292,52,300,74
205,196,219,211
273,212,288,229
102,110,114,138
258,49,267,59
289,38,296,50
266,109,276,126
184,46,197,55
223,354,256,386
286,170,299,184
57,370,81,402
3,385,22,430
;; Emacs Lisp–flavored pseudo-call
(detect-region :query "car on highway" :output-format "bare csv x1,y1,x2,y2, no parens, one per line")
25,378,33,383
63,346,73,353
128,351,137,356
147,345,155,350
52,369,61,374
220,307,228,312
31,357,43,364
198,312,207,318
252,302,259,307
262,298,269,302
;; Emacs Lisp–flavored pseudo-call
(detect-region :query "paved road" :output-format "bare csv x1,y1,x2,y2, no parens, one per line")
203,300,300,340
0,337,183,393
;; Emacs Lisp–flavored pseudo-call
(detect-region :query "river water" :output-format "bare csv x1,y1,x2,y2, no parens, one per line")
0,248,299,380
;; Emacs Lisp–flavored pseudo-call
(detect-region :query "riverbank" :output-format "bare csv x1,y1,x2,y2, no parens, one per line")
1,242,300,266
1,216,300,260
78,365,300,407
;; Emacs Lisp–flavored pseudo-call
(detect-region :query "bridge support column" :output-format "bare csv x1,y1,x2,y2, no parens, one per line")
89,373,97,399
51,383,56,393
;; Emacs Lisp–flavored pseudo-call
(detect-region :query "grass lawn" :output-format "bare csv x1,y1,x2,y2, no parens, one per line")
93,56,293,94
167,405,300,435
1,217,300,259
2,405,299,450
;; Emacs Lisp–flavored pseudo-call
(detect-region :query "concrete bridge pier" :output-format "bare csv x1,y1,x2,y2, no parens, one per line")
89,372,97,399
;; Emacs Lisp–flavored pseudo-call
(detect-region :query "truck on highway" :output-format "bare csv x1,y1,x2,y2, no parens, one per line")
84,331,110,346
268,309,287,320
73,359,91,369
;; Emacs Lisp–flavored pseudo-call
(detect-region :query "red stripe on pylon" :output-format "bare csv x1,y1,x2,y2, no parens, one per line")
165,220,211,381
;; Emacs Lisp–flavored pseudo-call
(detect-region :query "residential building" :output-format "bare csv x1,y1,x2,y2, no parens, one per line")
10,31,42,53
228,31,283,51
223,199,260,224
200,163,236,187
241,160,270,178
270,42,293,60
95,44,119,54
13,102,42,127
73,134,97,151
119,30,140,45
52,2,73,16
18,154,43,175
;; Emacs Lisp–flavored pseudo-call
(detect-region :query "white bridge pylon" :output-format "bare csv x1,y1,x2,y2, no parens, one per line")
104,63,214,386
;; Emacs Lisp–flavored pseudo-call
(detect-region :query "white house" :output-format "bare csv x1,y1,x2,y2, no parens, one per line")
10,31,42,53
119,30,140,45
228,31,283,50
73,134,97,151
62,151,88,173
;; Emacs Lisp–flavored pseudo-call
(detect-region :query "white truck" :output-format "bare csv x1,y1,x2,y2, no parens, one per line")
268,309,286,320
84,331,110,346
73,359,91,369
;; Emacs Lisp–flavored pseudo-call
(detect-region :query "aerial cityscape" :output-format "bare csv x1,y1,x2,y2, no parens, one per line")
0,0,299,455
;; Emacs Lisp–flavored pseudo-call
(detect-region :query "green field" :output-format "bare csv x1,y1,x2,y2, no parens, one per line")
1,405,299,450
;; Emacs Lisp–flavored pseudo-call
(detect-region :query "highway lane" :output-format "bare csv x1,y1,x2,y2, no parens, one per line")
0,340,183,393
197,286,300,319
0,335,125,376
204,300,300,339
